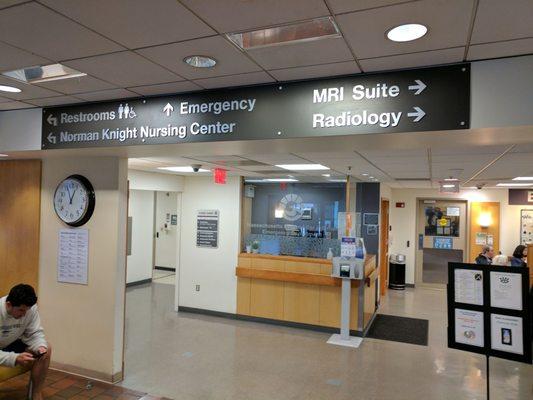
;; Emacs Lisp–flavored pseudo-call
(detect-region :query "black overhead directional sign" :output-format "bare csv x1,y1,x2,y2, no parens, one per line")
42,64,470,149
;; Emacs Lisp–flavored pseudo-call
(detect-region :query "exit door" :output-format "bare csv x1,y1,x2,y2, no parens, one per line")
416,200,467,286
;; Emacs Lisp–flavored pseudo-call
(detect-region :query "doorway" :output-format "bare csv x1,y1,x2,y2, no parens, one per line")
379,199,390,296
415,199,467,287
153,191,180,285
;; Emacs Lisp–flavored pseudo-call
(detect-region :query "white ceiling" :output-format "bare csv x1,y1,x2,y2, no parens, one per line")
0,0,531,110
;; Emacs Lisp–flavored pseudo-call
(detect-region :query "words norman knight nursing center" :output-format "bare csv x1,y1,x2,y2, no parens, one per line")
0,1,532,399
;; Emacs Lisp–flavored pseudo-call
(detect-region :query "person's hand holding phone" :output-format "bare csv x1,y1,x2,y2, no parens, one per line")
16,352,35,366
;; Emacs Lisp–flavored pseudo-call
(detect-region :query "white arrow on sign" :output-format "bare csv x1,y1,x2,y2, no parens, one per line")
408,79,426,95
47,114,58,126
163,103,174,117
47,132,57,144
407,106,426,122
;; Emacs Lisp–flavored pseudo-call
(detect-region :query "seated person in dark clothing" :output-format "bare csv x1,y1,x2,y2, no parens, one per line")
475,245,494,265
510,245,528,267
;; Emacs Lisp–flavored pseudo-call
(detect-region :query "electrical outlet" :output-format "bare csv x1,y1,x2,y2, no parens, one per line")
195,285,200,292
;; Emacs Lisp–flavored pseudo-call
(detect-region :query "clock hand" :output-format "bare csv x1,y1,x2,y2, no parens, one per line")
69,189,77,205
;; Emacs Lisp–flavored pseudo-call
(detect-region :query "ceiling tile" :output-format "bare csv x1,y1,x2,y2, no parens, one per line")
75,88,138,102
471,0,533,44
359,47,465,72
0,41,51,72
194,71,274,89
0,100,34,110
467,38,533,61
336,0,474,59
269,61,360,81
247,37,353,70
0,96,10,103
128,81,202,96
0,0,27,9
35,75,117,95
136,36,262,80
0,76,61,100
40,0,215,49
180,0,329,33
329,0,410,14
26,95,82,107
64,51,181,87
0,2,124,61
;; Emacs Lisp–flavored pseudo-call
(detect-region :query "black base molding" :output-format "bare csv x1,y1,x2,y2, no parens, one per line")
405,283,415,288
154,266,176,272
126,278,152,287
177,306,363,337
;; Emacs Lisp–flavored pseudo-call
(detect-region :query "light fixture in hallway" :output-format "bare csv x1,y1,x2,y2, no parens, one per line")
387,23,428,42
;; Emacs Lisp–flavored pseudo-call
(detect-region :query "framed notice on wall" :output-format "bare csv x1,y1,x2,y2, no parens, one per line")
447,262,531,364
520,209,533,245
196,210,219,248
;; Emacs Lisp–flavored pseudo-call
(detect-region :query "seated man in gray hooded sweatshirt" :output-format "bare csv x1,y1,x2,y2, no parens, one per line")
0,284,51,400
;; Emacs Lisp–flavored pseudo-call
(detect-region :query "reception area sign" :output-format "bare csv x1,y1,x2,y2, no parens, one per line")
42,64,470,149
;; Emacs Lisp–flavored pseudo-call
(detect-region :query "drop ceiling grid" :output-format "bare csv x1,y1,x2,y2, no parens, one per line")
0,0,530,108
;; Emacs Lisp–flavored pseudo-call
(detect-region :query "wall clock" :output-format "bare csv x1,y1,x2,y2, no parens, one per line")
53,175,95,227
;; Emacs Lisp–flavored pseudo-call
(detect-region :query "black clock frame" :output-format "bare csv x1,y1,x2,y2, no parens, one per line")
54,174,96,227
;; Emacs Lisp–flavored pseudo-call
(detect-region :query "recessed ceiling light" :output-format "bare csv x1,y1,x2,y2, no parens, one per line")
442,184,456,188
158,166,210,173
244,179,265,183
0,154,8,157
0,85,21,93
328,179,347,183
2,63,86,83
183,55,217,68
227,17,340,50
322,174,331,177
276,164,329,171
361,173,369,176
386,23,428,42
444,178,459,181
369,176,374,179
496,183,533,187
512,177,533,181
264,178,298,182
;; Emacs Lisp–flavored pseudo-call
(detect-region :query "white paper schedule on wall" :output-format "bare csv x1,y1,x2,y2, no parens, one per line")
490,271,522,310
455,309,484,347
57,228,89,285
454,269,484,305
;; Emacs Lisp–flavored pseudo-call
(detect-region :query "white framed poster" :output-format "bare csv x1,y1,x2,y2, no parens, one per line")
454,269,484,305
490,271,522,310
520,209,533,245
455,309,484,347
491,314,523,355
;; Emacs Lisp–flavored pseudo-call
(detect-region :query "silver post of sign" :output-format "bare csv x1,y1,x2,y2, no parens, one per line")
327,237,365,348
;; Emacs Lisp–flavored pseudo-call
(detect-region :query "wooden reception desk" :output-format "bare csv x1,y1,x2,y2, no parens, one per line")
236,253,378,332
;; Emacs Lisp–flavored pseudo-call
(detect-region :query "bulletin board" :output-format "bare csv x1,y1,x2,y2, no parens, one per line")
520,210,533,245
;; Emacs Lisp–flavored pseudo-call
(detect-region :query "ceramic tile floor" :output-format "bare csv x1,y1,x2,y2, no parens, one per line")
0,368,170,399
121,283,533,400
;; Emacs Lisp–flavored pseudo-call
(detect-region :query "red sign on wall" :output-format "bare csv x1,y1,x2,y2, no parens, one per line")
214,168,226,184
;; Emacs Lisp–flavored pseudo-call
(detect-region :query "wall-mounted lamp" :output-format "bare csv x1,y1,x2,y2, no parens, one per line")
275,208,284,219
478,212,492,228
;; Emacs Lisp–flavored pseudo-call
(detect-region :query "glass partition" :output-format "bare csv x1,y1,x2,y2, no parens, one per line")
242,182,346,258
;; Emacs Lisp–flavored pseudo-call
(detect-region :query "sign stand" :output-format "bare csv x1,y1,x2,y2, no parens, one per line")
447,262,531,400
327,277,363,348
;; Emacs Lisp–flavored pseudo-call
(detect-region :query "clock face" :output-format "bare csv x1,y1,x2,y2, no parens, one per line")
53,175,95,227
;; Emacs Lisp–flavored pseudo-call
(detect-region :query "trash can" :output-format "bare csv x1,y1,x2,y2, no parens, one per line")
389,254,406,290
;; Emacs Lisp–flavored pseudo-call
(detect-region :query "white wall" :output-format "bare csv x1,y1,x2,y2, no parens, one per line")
39,157,127,381
128,170,184,192
127,189,154,284
177,176,241,313
389,188,522,284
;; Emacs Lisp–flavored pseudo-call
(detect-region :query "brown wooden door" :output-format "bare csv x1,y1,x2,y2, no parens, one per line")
379,199,390,296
